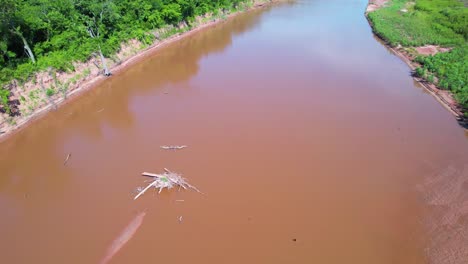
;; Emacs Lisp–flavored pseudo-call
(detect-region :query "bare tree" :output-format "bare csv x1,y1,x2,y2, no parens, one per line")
86,5,111,76
11,27,35,63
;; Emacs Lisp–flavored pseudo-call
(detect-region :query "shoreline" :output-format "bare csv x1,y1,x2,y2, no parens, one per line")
365,2,468,264
364,1,467,129
0,0,286,142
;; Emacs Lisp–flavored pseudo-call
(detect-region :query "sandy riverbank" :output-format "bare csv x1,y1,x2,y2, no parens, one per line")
0,0,289,142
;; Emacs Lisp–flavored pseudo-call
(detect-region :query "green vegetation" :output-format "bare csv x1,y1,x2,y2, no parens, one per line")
415,46,467,105
0,0,255,111
46,88,55,97
0,89,10,113
368,0,466,46
368,0,467,110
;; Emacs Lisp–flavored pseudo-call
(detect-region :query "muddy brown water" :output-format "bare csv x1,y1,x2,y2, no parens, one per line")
1,1,468,263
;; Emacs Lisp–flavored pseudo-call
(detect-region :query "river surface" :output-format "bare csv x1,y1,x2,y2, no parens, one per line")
1,0,468,263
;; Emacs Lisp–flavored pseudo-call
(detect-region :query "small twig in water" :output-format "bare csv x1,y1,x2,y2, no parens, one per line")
178,216,183,223
96,108,104,113
160,145,187,150
63,153,71,165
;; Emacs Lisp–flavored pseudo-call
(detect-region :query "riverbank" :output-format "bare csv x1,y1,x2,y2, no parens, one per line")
0,0,288,142
365,0,467,129
366,2,468,263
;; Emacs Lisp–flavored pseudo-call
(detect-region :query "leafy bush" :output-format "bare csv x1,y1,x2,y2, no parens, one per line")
427,74,434,83
46,88,55,97
0,89,11,113
417,46,467,103
415,67,426,78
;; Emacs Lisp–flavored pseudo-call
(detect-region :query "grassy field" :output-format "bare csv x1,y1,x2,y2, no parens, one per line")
368,0,467,112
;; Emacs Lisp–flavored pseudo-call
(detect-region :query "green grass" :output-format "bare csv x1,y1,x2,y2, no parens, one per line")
368,0,467,109
368,0,466,46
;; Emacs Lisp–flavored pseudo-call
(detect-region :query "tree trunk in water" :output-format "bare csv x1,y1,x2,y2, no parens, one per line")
19,34,36,64
98,45,111,76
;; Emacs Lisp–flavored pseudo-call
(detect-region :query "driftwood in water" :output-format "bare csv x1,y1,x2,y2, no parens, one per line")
63,153,71,165
134,168,202,200
160,145,187,150
100,211,146,264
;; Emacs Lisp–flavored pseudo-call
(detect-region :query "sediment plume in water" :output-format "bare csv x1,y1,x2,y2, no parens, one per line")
100,212,146,264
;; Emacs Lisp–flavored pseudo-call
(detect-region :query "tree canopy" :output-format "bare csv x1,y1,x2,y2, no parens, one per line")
0,0,250,85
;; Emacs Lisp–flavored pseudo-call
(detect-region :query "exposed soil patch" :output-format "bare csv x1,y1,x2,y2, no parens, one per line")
415,45,452,56
366,0,389,13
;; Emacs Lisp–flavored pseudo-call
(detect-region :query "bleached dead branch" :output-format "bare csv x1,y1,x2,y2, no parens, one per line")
134,168,202,200
63,153,71,165
160,145,187,150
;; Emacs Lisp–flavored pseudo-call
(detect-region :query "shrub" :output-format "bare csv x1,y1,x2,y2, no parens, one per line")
415,67,426,77
46,88,55,97
0,89,11,113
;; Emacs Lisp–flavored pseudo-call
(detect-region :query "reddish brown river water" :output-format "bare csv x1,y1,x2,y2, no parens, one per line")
1,1,468,263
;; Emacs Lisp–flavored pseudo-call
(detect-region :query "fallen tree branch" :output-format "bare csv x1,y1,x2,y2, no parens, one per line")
134,168,202,200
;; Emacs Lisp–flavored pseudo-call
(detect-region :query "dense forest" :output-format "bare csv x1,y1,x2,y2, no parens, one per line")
368,0,467,113
0,0,253,111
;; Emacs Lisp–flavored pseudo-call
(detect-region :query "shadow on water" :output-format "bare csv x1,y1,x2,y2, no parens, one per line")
0,7,267,199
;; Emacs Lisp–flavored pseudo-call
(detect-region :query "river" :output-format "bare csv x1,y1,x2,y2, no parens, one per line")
1,0,468,263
